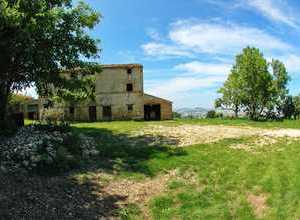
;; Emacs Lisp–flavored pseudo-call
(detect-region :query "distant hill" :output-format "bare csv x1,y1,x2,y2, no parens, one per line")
175,107,210,118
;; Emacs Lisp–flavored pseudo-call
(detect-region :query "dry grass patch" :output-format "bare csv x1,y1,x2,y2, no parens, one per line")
104,170,178,205
134,125,300,150
135,125,261,146
247,193,269,218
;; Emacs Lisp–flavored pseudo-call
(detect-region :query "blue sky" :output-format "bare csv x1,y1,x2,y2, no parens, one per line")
26,0,300,108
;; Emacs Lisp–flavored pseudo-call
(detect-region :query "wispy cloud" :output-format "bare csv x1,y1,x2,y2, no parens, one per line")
175,61,231,76
246,0,299,28
146,28,163,41
146,75,225,98
142,42,193,58
145,61,229,108
169,20,291,55
142,20,292,58
278,54,300,73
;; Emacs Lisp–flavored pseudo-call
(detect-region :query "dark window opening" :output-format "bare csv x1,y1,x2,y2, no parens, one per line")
127,68,132,74
127,104,133,112
69,107,75,115
126,83,133,92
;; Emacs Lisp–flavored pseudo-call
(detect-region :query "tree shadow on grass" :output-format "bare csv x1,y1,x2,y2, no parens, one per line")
73,126,187,176
0,171,126,219
0,125,187,219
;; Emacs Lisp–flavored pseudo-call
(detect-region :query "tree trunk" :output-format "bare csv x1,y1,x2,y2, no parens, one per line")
234,105,239,118
0,82,11,128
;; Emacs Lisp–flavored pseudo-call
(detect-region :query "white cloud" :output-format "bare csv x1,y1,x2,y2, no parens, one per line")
175,61,232,76
247,0,298,28
279,54,300,73
146,28,162,41
146,74,225,107
142,42,192,58
169,20,291,55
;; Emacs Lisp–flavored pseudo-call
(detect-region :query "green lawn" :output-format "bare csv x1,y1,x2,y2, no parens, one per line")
20,119,300,219
69,119,300,219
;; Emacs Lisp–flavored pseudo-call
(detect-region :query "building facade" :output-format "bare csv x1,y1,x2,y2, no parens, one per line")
41,64,172,121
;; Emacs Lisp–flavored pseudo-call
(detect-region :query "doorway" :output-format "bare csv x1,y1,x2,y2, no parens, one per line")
102,106,112,121
89,106,97,122
144,104,161,121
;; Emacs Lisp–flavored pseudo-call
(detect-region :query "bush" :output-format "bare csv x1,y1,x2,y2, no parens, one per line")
0,125,99,174
173,112,182,119
42,108,65,125
206,110,217,118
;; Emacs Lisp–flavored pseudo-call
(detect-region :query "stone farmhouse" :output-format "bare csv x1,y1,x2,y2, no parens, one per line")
40,64,173,121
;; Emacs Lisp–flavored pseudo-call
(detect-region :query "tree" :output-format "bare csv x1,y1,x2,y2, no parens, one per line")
269,59,290,115
215,69,243,118
293,95,300,119
237,47,274,120
217,47,274,120
282,96,295,119
0,0,101,129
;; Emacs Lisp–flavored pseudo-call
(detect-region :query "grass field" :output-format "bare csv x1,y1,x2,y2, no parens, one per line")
6,119,300,219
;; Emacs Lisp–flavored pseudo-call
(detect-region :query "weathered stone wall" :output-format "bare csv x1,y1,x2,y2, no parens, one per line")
96,93,144,120
96,65,143,94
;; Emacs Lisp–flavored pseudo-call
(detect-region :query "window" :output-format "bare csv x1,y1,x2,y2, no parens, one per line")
127,104,133,112
126,83,133,92
69,106,75,115
70,72,76,78
127,68,132,80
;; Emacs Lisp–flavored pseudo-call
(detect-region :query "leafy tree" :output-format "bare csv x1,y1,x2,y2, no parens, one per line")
215,69,242,118
9,94,34,105
172,111,182,119
217,47,289,121
269,59,290,115
282,96,295,119
0,0,101,129
237,47,273,120
206,110,217,119
293,95,300,119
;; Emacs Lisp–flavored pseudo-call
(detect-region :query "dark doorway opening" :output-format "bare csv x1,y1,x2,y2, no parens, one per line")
28,112,37,120
144,104,161,121
89,106,97,122
102,106,112,121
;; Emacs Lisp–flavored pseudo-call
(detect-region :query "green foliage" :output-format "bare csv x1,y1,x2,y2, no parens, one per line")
282,96,295,119
206,110,217,118
293,95,300,119
0,0,101,125
283,95,300,119
172,111,182,119
9,94,34,105
42,108,65,125
217,47,290,120
269,59,290,115
216,70,242,117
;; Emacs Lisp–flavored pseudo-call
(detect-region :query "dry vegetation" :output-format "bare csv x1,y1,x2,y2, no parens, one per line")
135,124,300,149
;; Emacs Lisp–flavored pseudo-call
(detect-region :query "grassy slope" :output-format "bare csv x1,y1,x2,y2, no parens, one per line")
70,119,300,219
